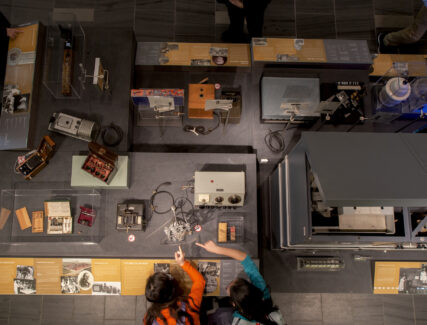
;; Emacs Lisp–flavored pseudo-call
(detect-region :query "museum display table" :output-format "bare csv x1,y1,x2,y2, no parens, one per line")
0,152,258,258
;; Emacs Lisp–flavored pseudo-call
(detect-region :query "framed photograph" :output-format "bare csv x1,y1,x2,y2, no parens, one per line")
61,276,80,294
14,279,36,294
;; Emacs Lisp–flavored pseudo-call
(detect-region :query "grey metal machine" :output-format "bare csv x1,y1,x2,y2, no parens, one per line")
270,132,427,250
261,77,320,122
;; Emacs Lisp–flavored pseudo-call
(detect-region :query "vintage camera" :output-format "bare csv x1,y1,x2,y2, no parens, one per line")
48,112,98,142
116,203,145,231
16,136,56,180
82,142,118,184
77,206,96,227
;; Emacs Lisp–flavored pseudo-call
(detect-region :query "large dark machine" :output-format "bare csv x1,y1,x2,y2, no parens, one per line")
270,132,427,250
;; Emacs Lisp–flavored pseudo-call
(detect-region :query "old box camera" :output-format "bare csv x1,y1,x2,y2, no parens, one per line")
16,136,56,180
82,142,118,184
116,203,145,231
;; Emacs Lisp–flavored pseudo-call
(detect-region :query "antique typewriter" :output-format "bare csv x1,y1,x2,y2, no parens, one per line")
116,203,145,231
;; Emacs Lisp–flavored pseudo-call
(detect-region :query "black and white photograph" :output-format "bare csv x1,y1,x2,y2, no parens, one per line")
47,216,64,234
61,276,80,294
14,279,36,294
154,263,170,274
398,267,427,294
16,265,34,280
77,270,94,291
92,282,121,295
198,262,220,294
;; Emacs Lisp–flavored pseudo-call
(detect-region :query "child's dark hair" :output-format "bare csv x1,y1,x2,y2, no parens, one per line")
145,272,198,325
230,278,279,325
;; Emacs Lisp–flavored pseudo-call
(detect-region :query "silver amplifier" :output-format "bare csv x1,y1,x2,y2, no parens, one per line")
194,171,245,207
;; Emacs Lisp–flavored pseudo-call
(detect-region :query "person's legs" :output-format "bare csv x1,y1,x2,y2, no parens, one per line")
244,0,271,38
222,1,246,42
384,6,427,46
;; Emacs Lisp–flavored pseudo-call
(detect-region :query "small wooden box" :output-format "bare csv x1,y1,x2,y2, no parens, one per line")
82,142,118,184
188,84,215,119
15,136,55,180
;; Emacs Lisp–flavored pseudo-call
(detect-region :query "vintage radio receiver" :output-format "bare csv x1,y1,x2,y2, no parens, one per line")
82,142,118,184
116,203,145,231
194,171,245,207
16,136,56,180
48,112,98,142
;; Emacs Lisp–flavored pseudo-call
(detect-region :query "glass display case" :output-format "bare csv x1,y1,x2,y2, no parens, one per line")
42,13,86,99
371,61,427,122
0,188,104,243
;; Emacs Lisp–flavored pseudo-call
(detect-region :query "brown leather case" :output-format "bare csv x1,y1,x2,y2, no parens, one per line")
15,135,56,180
188,84,215,119
82,142,118,184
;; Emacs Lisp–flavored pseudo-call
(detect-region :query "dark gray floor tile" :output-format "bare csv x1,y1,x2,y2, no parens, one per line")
296,0,334,14
0,4,12,21
95,5,134,28
42,295,74,320
10,295,42,319
374,0,413,15
105,321,135,325
175,34,216,42
42,320,75,325
73,296,105,320
13,0,52,6
321,293,353,324
270,292,292,321
72,321,103,325
11,0,54,25
263,0,295,37
296,13,336,39
383,295,415,325
0,319,8,325
336,0,376,40
0,296,10,315
374,14,414,29
105,296,136,320
175,0,215,40
135,0,174,41
135,295,147,324
290,294,322,322
351,294,384,325
414,295,427,324
54,0,95,8
9,318,40,325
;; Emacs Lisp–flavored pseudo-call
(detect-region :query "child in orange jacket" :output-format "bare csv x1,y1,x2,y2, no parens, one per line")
144,246,206,325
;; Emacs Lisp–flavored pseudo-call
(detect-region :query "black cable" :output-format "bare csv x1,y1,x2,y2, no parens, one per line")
183,112,221,135
100,123,123,147
150,182,175,214
264,123,296,153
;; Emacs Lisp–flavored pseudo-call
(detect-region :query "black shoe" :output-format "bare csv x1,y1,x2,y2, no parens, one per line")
377,32,398,54
221,29,249,43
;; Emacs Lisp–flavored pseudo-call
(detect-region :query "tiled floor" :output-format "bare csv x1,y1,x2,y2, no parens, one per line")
0,0,425,51
1,1,427,325
1,294,427,325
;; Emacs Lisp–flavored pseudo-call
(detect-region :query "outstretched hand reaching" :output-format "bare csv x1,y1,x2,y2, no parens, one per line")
196,241,220,254
175,245,185,266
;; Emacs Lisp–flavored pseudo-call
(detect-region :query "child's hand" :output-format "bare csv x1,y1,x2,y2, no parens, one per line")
175,245,185,266
196,240,220,254
6,28,23,39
